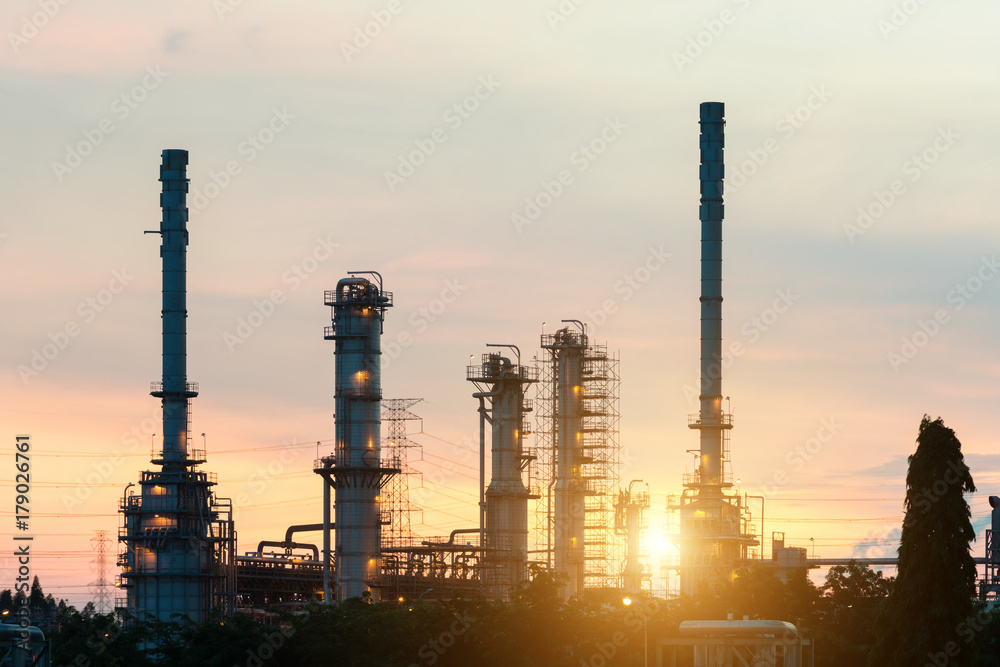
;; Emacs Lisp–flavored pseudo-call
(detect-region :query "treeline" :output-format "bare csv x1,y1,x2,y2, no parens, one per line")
0,575,74,631
12,563,1000,666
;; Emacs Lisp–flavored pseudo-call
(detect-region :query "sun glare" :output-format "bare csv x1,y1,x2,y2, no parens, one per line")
647,532,672,560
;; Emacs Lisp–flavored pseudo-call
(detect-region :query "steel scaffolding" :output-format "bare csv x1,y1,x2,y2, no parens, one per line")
538,325,622,595
615,481,652,594
983,530,1000,601
534,353,555,573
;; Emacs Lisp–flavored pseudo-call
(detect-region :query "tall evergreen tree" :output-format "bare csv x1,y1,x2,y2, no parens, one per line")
869,416,978,667
29,575,45,611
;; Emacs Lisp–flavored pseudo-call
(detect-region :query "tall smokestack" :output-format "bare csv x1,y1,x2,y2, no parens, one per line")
153,149,197,469
671,103,755,598
121,150,235,624
696,102,725,488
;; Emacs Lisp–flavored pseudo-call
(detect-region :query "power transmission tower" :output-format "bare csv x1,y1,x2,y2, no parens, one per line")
90,530,112,614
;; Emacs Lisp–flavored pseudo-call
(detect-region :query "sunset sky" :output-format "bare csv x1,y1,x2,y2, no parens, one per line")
2,0,999,607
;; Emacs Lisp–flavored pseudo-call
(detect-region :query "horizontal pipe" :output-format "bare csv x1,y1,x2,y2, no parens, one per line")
256,540,319,562
680,620,797,637
285,523,325,544
421,528,481,548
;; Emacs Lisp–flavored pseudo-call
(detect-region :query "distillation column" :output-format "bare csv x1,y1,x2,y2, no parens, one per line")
119,149,235,623
468,352,537,599
542,326,587,600
316,273,396,602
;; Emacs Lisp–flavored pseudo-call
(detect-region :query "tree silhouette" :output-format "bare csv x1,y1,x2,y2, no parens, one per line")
815,560,892,666
869,416,978,667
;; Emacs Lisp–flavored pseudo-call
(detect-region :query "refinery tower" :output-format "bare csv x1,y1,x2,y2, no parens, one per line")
539,322,621,599
467,347,538,600
667,103,758,595
316,272,398,602
118,150,236,622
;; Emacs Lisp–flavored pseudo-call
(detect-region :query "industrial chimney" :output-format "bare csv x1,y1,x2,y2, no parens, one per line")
118,150,235,623
666,104,758,597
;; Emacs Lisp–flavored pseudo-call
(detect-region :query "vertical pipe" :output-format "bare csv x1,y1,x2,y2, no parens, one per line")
323,480,332,604
473,388,502,588
698,102,725,487
478,399,487,557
